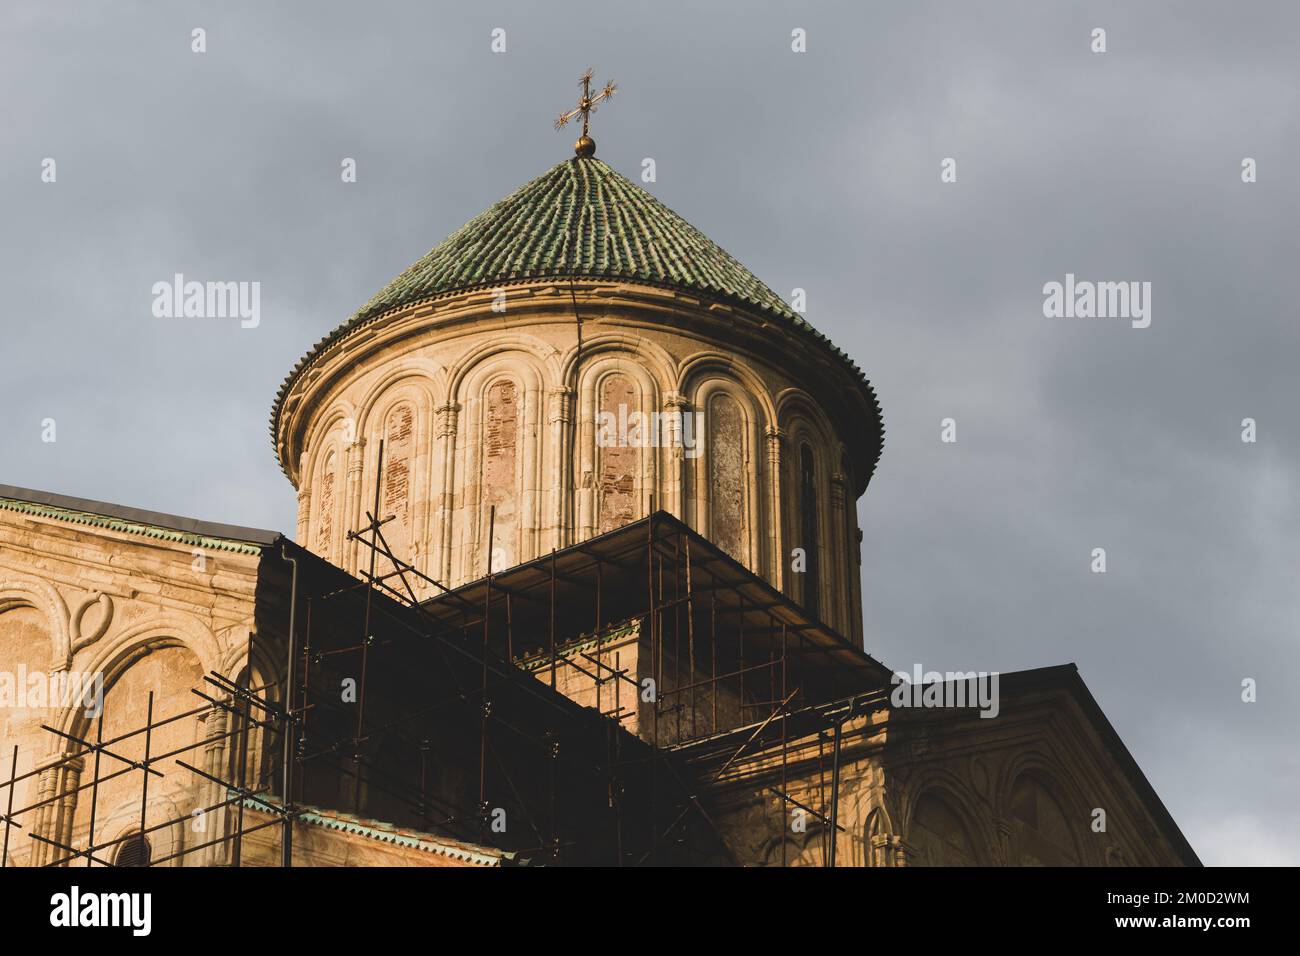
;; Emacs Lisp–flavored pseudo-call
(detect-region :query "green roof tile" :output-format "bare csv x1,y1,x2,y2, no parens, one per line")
352,156,798,323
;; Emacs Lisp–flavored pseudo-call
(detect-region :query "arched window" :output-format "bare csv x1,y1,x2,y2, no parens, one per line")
380,403,415,574
114,832,151,867
1008,776,1080,866
798,443,820,619
482,380,520,573
596,374,638,533
707,393,746,560
910,794,977,867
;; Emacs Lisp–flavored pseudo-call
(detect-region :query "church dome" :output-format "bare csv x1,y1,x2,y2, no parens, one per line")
356,156,800,326
271,149,883,640
270,156,878,464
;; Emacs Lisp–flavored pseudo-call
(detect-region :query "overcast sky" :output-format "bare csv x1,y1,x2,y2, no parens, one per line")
3,1,1297,866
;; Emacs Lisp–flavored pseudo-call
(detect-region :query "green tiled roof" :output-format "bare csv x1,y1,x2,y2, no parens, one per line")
356,155,800,323
234,793,507,866
270,155,884,479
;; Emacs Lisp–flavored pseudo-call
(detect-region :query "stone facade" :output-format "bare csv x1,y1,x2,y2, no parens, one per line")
0,495,270,867
275,280,873,643
0,494,515,868
703,669,1193,867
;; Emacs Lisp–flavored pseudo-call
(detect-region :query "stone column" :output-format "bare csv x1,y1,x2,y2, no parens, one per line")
850,526,865,646
343,438,367,573
640,387,656,524
198,706,229,866
32,755,82,867
663,393,691,522
30,762,58,866
520,385,541,564
55,759,83,865
546,388,575,553
829,471,849,636
412,405,433,583
993,819,1014,866
294,484,311,546
434,402,459,582
764,427,785,589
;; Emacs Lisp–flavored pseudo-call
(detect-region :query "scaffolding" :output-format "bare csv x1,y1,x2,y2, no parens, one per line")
1,444,891,868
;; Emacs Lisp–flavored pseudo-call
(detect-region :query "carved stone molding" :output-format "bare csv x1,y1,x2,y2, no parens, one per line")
69,591,113,657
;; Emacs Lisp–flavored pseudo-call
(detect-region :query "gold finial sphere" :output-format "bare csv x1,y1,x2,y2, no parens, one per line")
574,135,596,158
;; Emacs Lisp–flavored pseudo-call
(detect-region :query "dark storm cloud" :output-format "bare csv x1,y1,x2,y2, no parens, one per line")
1,0,1295,863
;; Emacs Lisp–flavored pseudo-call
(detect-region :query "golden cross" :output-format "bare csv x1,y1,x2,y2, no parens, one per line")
554,68,617,157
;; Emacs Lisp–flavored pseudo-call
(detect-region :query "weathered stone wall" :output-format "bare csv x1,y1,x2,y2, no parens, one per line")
0,504,266,867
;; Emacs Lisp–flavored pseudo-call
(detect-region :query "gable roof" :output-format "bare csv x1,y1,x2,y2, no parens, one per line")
669,664,1201,867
